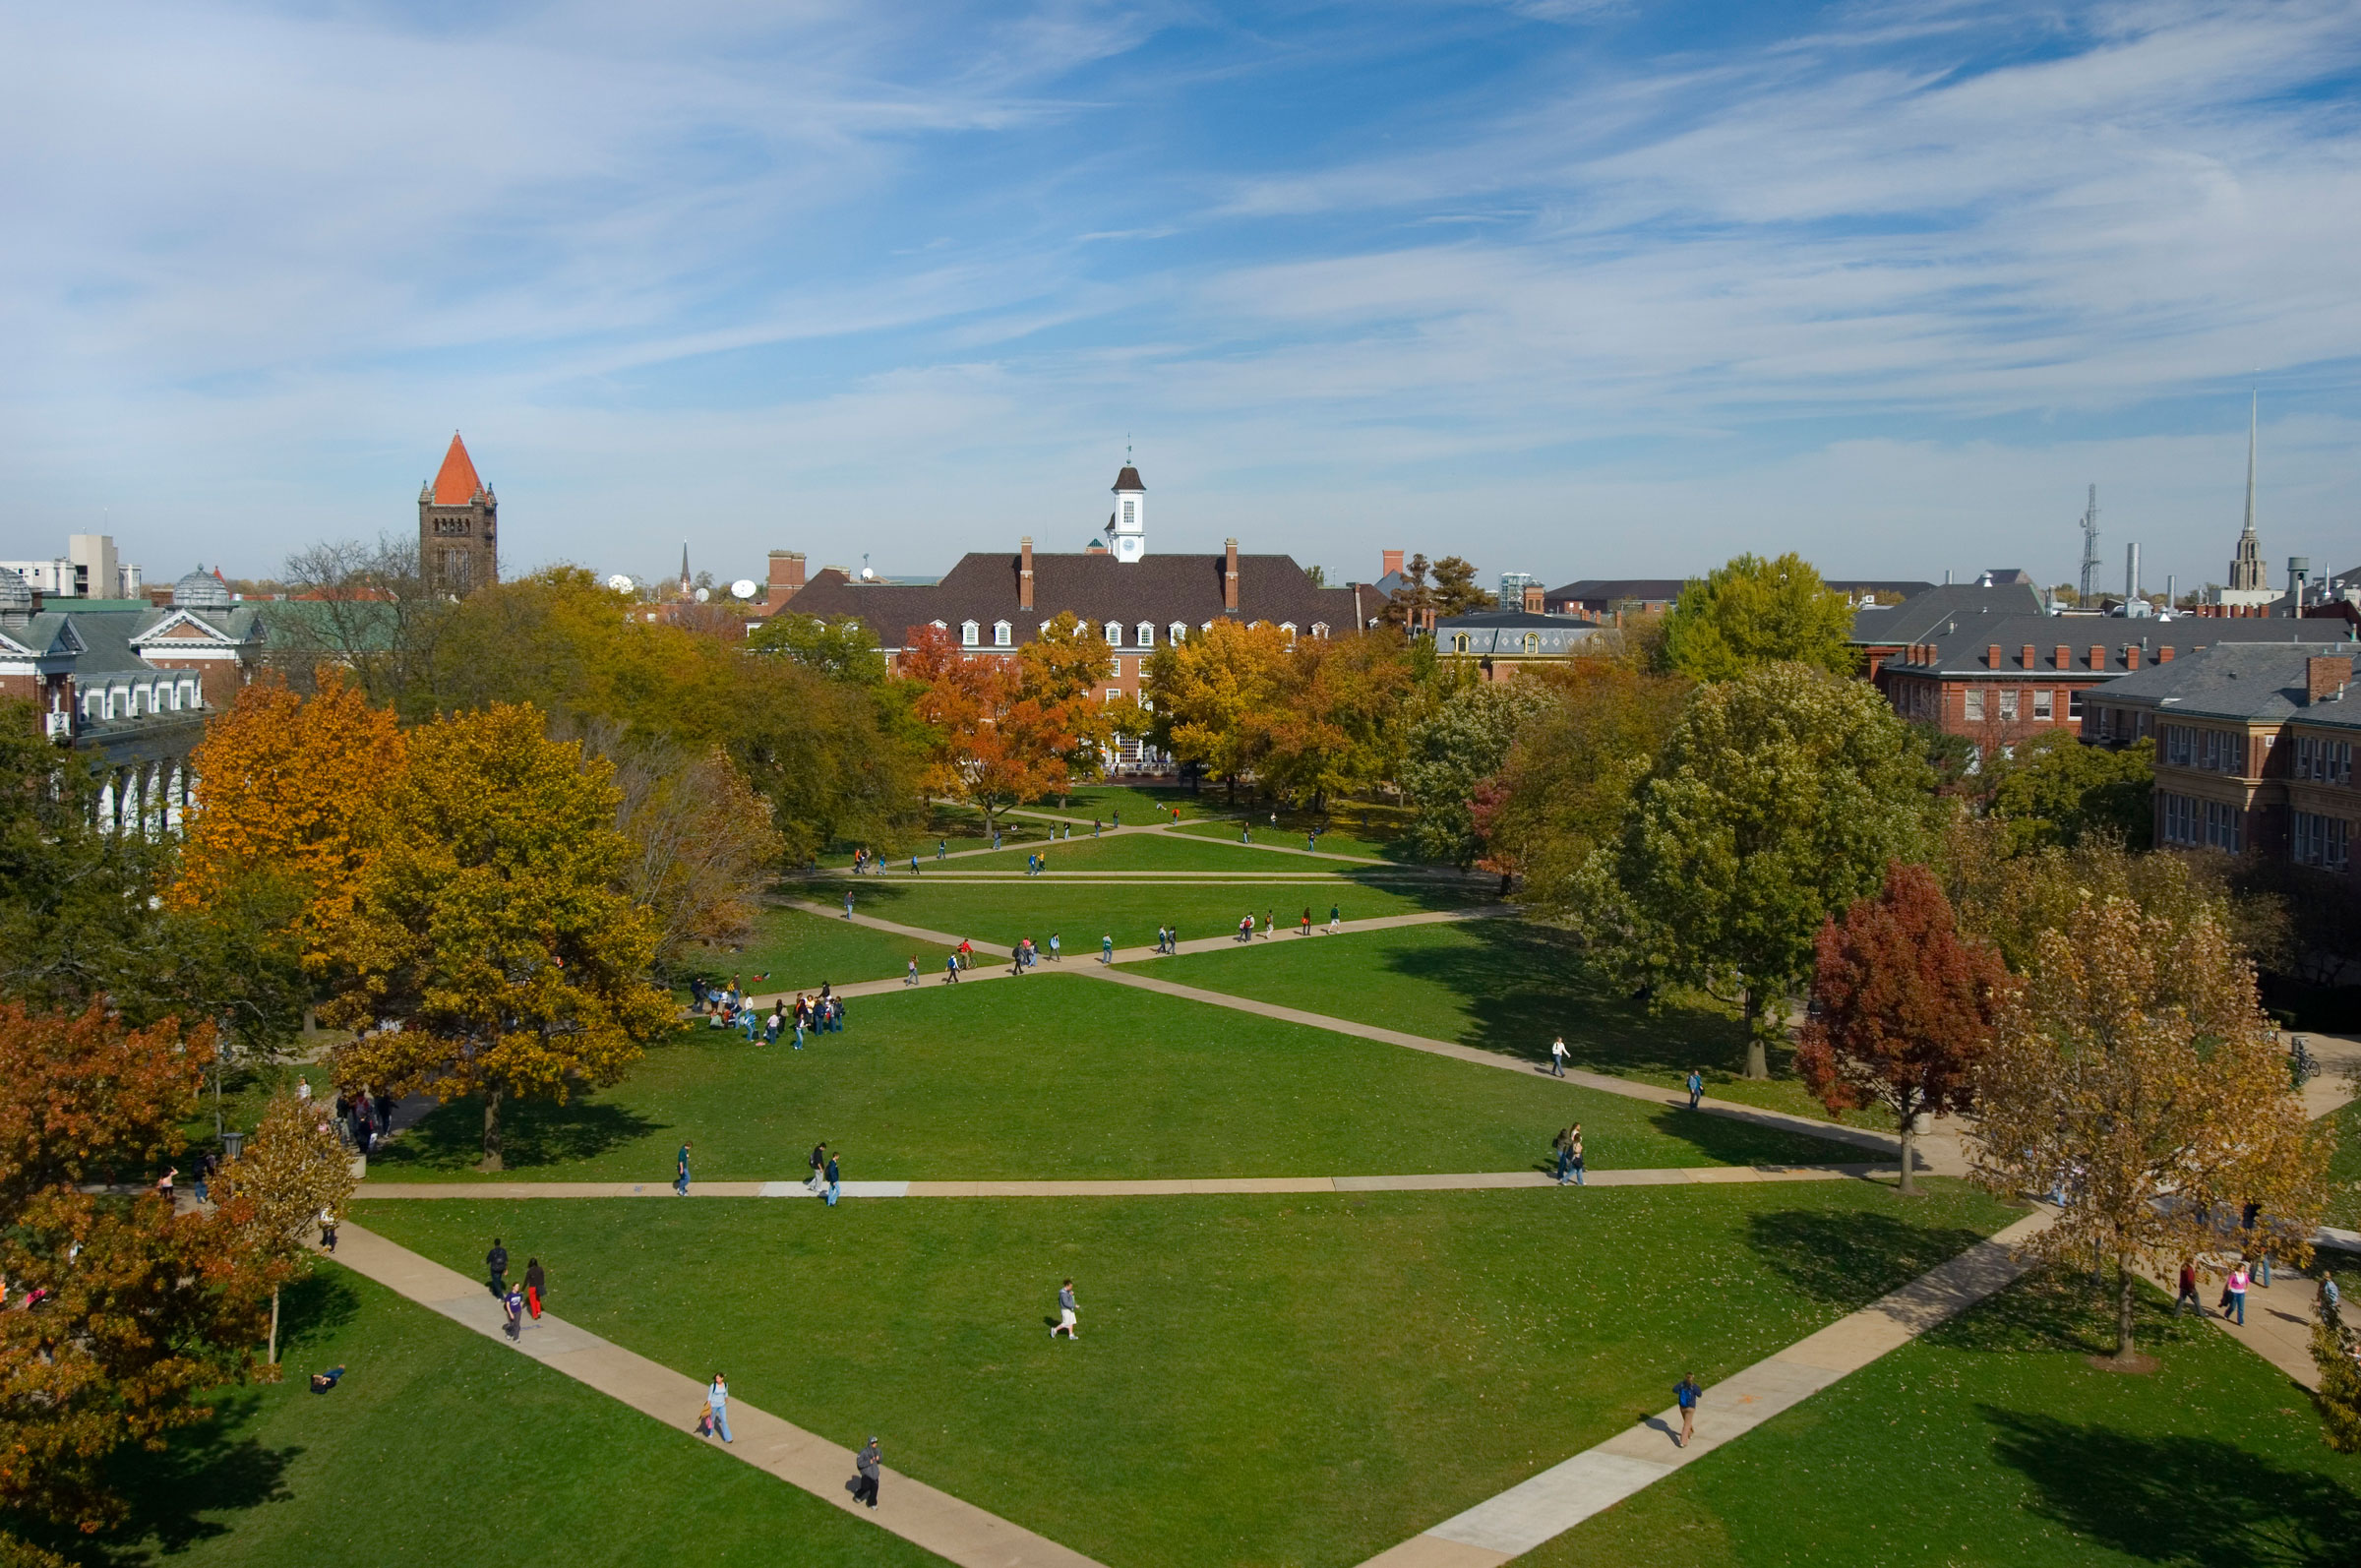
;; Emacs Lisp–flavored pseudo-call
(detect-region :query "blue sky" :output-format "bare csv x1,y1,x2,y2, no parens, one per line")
2,0,2357,593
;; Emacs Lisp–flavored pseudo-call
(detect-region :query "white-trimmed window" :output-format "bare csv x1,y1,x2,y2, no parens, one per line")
1523,633,1542,654
1999,690,2020,721
1452,633,1471,654
1105,620,1123,646
961,620,979,647
2295,735,2355,784
2032,690,2052,721
1170,622,1186,643
1280,622,1298,646
2068,689,2085,720
1964,689,1984,722
1105,688,1121,703
993,621,1011,647
1311,622,1329,638
1136,621,1153,647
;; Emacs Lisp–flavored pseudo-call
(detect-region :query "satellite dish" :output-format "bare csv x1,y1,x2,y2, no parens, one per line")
605,573,635,592
694,586,710,603
731,578,758,600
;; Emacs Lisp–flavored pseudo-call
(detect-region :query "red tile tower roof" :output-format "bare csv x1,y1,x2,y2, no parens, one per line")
431,432,486,505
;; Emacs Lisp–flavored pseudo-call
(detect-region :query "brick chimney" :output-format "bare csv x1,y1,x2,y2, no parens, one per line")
2020,643,2035,668
1225,538,1241,612
1019,537,1035,611
766,550,805,607
2125,644,2142,670
2158,646,2175,663
1523,583,1544,614
1986,643,2002,669
1382,549,1404,579
2309,655,2354,703
2089,644,2105,670
2054,643,2070,669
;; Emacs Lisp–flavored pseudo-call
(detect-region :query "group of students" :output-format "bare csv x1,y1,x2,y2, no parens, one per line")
1232,906,1344,942
484,1237,550,1340
294,1075,395,1157
691,974,847,1047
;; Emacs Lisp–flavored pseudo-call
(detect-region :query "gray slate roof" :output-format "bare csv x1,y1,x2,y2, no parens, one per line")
1850,582,2045,645
1880,612,2352,679
1432,610,1604,656
1545,578,1689,603
2090,642,2361,729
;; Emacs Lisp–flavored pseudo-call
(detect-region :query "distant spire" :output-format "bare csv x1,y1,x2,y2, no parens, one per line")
2242,392,2257,539
680,541,691,587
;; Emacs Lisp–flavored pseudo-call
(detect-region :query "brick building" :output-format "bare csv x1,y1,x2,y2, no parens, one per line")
419,432,498,597
1428,609,1604,680
2082,643,2358,872
1850,580,2044,682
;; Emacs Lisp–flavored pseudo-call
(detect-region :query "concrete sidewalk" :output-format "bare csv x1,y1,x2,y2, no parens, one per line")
1358,1208,2054,1567
329,1222,1104,1568
351,1162,1901,1202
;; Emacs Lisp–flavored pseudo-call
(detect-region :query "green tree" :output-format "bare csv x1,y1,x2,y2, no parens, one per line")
1984,731,2153,852
1429,555,1492,617
1575,662,1938,1077
1402,680,1560,866
1662,553,1855,682
321,703,674,1171
746,613,889,686
2312,1273,2361,1452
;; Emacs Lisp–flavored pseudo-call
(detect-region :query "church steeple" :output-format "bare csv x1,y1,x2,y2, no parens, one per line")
2228,393,2265,592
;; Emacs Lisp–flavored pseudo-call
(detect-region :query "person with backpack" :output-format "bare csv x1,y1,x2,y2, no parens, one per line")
1675,1374,1701,1448
1100,934,1115,964
852,1436,881,1508
824,1152,841,1207
1686,1068,1705,1111
702,1373,733,1444
675,1143,693,1197
807,1142,828,1194
486,1237,509,1295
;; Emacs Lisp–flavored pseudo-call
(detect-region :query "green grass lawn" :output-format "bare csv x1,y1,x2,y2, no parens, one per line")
2325,1095,2361,1230
679,905,956,993
66,1267,942,1568
352,1180,2021,1568
1029,783,1217,821
363,974,1864,1183
1154,919,1883,1128
1534,1266,2361,1567
807,876,1473,950
1168,812,1418,862
938,829,1391,874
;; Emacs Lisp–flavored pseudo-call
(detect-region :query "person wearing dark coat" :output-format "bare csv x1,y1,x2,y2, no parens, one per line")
853,1437,882,1508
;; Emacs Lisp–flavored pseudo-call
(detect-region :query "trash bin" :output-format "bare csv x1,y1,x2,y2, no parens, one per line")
221,1130,245,1160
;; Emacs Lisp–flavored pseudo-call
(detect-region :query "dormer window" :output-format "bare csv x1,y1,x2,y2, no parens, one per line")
1453,633,1471,654
1170,622,1186,643
1524,633,1542,654
1136,622,1153,647
1310,623,1329,638
1280,622,1298,645
961,621,979,647
993,621,1011,647
1105,620,1123,647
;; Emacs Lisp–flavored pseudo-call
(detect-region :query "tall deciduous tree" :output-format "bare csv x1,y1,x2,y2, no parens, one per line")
1983,730,2154,852
212,1094,357,1363
0,1002,212,1210
1403,680,1560,867
1796,862,2009,1193
1970,896,2331,1359
1662,553,1855,683
1251,632,1417,811
319,703,673,1172
590,733,782,966
901,624,1087,829
1018,613,1119,782
1575,662,1937,1077
1143,620,1294,797
171,667,407,946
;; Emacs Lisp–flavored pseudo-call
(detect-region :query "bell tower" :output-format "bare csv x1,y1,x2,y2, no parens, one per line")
418,432,499,596
1108,456,1146,564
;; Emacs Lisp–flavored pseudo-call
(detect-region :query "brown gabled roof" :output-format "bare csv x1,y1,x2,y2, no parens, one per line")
431,433,486,505
1112,466,1145,492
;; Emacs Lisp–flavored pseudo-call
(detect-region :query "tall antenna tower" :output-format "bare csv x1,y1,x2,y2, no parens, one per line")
2076,484,2101,603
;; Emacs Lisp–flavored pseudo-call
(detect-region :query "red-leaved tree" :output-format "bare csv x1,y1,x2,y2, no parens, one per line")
902,624,1084,832
1796,860,2010,1194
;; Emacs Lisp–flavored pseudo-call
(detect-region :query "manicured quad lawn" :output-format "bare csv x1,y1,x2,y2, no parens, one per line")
937,829,1390,874
1168,813,1417,862
363,974,1863,1182
353,1180,2020,1568
1044,782,1217,821
71,1268,942,1568
679,905,958,992
1157,920,1887,1130
815,876,1473,951
1535,1267,2361,1567
2326,1095,2361,1230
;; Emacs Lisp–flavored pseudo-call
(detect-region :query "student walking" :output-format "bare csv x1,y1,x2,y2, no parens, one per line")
938,839,946,860
808,1142,828,1194
1568,1124,1586,1186
2224,1261,2250,1325
525,1257,546,1320
910,854,920,875
675,1143,693,1196
1675,1374,1701,1448
1101,934,1115,964
318,1207,338,1252
1052,1278,1080,1340
1554,1127,1575,1185
1686,1068,1704,1111
1328,903,1340,934
853,1437,882,1508
2174,1259,2202,1315
1549,1036,1567,1077
1263,909,1275,937
1300,907,1312,935
843,890,855,919
702,1374,734,1444
1049,933,1061,962
487,1238,510,1296
944,953,961,983
825,1153,841,1207
503,1282,526,1340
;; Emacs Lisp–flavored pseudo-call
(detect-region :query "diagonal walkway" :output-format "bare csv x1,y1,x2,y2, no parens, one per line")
1078,964,1914,1166
331,1220,1104,1568
1357,1208,2055,1567
351,1162,1899,1201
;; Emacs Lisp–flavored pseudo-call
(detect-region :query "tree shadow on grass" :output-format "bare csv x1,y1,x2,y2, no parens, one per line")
1642,1106,1867,1167
1985,1409,2361,1566
365,1097,664,1176
69,1392,302,1566
1745,1207,1995,1306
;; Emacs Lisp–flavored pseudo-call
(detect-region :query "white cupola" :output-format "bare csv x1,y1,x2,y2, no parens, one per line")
1108,459,1146,563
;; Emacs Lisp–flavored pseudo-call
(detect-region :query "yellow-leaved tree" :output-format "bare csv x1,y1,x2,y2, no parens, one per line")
213,1094,357,1362
1142,619,1293,798
171,667,407,948
319,703,673,1171
1971,895,2331,1360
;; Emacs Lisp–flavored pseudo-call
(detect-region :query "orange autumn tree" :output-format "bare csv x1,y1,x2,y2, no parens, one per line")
171,667,406,949
902,623,1090,833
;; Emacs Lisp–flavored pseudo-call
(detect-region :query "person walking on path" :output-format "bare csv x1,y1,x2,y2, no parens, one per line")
2320,1271,2341,1324
938,839,946,860
944,953,960,984
843,889,855,920
156,1166,178,1204
1101,934,1115,964
1300,907,1312,935
905,956,919,988
1549,1037,1567,1078
193,1151,214,1206
910,853,920,875
1052,1278,1080,1340
503,1281,526,1340
318,1206,338,1252
1263,908,1275,937
525,1257,546,1320
675,1143,693,1197
2175,1259,2202,1315
1675,1374,1701,1448
958,938,974,970
1050,933,1061,963
1568,1124,1586,1187
1328,902,1340,934
1093,818,1102,838
853,1437,882,1508
2225,1260,2250,1325
1554,1127,1574,1186
1686,1068,1704,1111
486,1238,509,1295
824,1152,841,1207
703,1374,734,1444
808,1142,828,1194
